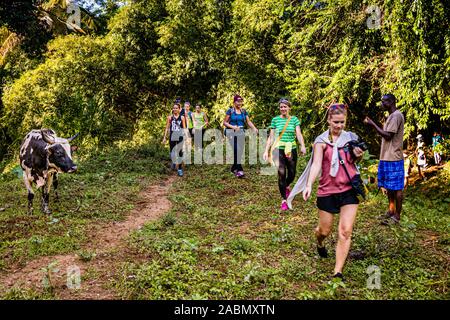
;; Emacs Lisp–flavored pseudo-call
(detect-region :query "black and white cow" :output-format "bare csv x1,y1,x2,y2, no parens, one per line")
19,129,78,214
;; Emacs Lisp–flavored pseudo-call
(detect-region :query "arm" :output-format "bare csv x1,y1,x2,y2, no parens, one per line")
263,129,275,162
223,114,237,130
351,147,364,162
364,117,394,141
184,113,190,129
181,116,189,137
203,113,209,127
303,143,324,201
246,116,259,134
162,116,171,143
295,126,307,155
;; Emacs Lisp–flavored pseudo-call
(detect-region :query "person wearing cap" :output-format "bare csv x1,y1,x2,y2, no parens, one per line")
364,94,405,225
223,95,258,178
263,98,306,211
416,134,427,179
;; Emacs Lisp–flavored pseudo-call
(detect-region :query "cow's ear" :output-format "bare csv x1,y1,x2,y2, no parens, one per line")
71,145,78,152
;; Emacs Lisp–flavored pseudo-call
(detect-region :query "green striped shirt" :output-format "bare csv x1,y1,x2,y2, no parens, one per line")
270,115,300,149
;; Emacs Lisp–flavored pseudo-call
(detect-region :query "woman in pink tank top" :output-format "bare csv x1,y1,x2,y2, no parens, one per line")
303,104,365,281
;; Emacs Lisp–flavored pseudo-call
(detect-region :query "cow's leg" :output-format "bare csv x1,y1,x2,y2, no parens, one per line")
53,174,59,202
23,174,34,215
41,174,53,215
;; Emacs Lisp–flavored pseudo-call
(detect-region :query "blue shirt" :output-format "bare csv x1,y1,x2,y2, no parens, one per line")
226,108,248,128
432,135,442,147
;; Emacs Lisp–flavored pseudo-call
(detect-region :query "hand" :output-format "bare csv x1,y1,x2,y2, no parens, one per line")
162,137,167,144
300,146,307,156
303,185,312,201
263,151,269,162
364,116,373,126
234,126,240,131
254,128,259,135
352,146,364,158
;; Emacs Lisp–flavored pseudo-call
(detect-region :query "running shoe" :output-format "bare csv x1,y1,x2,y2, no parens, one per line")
317,245,328,258
332,272,345,282
281,201,289,211
177,169,184,177
377,211,393,220
381,215,400,226
236,171,245,178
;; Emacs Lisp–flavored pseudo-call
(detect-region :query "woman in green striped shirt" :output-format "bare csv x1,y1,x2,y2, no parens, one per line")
263,98,307,211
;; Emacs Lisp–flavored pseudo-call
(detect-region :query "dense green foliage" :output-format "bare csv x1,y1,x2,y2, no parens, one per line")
1,1,448,301
1,0,449,165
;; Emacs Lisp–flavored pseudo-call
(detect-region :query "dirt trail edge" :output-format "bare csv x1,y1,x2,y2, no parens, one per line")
0,176,176,299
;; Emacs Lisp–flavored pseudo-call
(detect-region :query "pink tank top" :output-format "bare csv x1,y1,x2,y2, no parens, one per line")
317,144,358,197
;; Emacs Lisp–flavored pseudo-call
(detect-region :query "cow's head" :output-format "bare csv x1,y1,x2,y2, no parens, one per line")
42,130,78,173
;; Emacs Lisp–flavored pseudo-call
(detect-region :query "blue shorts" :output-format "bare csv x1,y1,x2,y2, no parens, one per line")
378,160,404,191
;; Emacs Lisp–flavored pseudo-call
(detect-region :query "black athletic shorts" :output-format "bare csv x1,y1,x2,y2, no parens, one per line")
316,189,359,214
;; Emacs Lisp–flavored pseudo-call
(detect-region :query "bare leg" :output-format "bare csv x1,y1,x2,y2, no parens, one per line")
394,190,403,220
388,190,396,215
418,165,424,179
316,210,334,247
334,204,358,274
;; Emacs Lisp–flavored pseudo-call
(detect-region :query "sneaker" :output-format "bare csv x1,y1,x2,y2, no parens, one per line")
236,171,245,178
381,215,400,226
280,201,289,211
378,211,394,220
317,245,328,258
285,186,291,199
177,169,184,177
332,272,345,281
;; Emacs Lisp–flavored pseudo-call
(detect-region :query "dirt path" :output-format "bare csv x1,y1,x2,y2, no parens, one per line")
0,176,176,299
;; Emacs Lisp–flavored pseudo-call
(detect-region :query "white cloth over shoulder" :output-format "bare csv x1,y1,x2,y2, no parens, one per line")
286,130,358,209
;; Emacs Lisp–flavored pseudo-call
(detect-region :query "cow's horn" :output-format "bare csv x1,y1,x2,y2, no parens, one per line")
41,129,55,144
67,133,79,142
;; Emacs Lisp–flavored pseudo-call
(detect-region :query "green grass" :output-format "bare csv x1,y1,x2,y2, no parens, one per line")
114,160,449,300
0,142,169,271
1,144,448,300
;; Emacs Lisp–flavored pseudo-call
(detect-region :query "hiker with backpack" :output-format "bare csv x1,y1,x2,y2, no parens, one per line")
162,102,187,177
287,103,365,281
263,98,306,211
223,95,258,178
